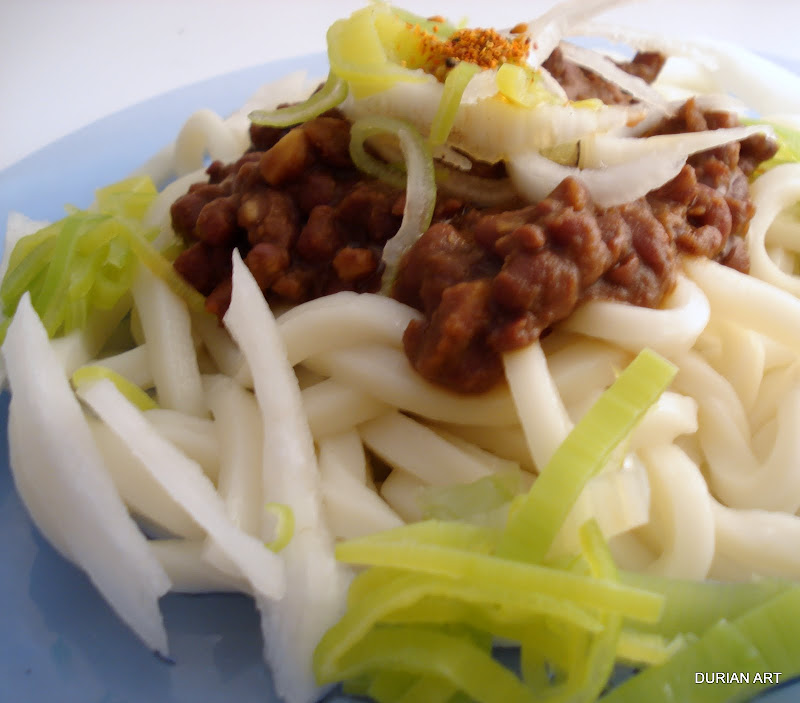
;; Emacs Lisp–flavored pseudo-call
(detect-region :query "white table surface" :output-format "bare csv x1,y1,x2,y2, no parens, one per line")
1,0,798,172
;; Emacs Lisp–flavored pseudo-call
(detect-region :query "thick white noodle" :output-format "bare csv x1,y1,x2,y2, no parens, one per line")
637,445,714,579
144,408,220,481
132,266,206,417
173,109,248,176
710,321,766,414
380,469,427,524
359,412,495,485
683,257,800,355
303,345,518,426
711,502,800,581
317,430,369,486
502,341,572,472
301,377,389,440
83,345,153,389
318,433,403,539
628,391,698,452
747,164,800,296
204,375,263,536
561,275,709,357
276,292,420,367
697,382,800,514
547,339,630,410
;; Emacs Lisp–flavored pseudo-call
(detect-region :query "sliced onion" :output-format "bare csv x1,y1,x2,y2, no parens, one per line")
523,0,641,67
248,73,348,128
558,41,668,111
342,80,642,164
348,116,435,290
572,20,716,65
507,148,685,208
580,124,774,168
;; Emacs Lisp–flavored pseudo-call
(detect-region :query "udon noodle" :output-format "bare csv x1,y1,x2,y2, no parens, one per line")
4,4,800,702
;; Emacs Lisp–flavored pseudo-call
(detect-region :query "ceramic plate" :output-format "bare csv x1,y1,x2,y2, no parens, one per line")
0,50,799,703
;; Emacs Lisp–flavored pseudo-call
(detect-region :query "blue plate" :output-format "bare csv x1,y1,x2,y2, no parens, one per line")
1,51,799,703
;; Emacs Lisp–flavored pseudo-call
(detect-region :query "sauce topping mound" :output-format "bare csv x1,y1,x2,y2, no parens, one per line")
171,57,778,394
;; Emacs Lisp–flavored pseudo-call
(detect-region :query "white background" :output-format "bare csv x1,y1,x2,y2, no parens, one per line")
1,0,798,171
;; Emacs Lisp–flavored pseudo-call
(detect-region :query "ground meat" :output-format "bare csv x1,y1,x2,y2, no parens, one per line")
172,99,777,394
171,110,401,317
543,47,666,105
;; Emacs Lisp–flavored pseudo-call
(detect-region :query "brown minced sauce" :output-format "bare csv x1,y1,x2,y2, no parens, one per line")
171,50,778,393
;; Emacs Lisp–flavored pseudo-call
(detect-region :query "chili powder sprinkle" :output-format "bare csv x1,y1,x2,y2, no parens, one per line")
414,25,531,77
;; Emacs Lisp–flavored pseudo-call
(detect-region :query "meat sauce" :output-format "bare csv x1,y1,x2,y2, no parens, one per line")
171,54,778,393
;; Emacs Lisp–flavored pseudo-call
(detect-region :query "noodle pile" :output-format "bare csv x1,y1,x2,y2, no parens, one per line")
4,3,800,702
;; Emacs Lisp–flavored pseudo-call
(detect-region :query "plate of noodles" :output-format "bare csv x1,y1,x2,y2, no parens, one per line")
3,2,800,702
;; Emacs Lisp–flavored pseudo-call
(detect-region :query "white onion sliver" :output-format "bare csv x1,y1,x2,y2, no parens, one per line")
559,41,668,110
582,125,773,168
507,147,685,207
3,295,171,654
77,378,285,601
224,251,346,703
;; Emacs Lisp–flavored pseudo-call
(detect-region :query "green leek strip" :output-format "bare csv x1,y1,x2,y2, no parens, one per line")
5,222,60,278
249,73,348,127
498,349,677,564
317,624,537,703
36,214,110,335
548,520,622,703
349,117,415,190
334,541,664,623
366,670,416,703
263,502,295,552
396,675,458,703
428,61,480,147
602,588,800,703
68,245,107,301
92,266,135,310
115,224,206,314
95,176,158,219
615,629,678,667
620,571,792,639
327,7,430,98
315,568,602,685
0,238,56,316
71,366,158,412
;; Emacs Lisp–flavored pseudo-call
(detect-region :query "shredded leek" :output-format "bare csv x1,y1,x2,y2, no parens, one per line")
327,5,430,98
321,625,538,703
497,349,677,563
263,502,295,552
496,63,561,107
71,365,157,412
348,115,436,292
428,61,480,147
602,588,800,702
0,176,201,342
249,73,348,127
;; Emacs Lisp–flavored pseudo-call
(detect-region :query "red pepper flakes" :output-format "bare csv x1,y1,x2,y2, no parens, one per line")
416,24,531,79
